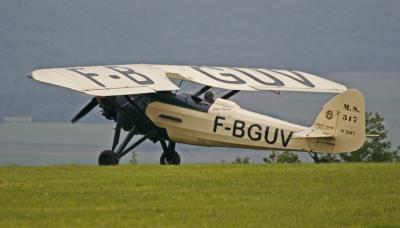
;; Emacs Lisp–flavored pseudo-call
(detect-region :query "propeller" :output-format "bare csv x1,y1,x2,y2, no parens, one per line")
71,97,99,123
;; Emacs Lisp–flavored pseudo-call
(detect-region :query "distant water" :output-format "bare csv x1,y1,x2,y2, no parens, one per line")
0,143,100,165
3,114,397,166
0,142,299,166
0,123,316,165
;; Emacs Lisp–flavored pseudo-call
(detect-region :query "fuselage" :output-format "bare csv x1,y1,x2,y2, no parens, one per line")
146,97,307,151
109,92,316,152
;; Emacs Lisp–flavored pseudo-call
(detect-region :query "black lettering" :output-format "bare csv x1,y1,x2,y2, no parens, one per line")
192,66,246,84
234,68,284,86
67,68,106,87
281,130,293,147
264,127,279,144
269,70,315,88
106,66,154,85
213,116,225,133
232,120,245,137
247,124,262,141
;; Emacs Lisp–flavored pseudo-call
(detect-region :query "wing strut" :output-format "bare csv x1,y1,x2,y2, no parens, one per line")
194,86,211,97
221,90,239,99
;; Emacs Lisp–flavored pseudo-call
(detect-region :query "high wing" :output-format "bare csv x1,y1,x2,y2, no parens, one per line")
30,64,347,96
30,64,179,96
154,65,346,93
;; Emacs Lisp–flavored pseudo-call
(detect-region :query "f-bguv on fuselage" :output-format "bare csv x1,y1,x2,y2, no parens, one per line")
113,92,303,152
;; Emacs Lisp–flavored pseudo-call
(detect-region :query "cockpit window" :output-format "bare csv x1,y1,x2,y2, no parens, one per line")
204,91,215,104
149,92,211,112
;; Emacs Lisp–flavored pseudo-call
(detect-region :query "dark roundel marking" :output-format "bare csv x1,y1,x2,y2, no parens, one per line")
325,110,333,120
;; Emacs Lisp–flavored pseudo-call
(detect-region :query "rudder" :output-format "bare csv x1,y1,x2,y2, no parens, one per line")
312,89,365,153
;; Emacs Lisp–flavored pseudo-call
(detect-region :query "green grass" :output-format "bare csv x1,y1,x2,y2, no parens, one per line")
0,164,399,227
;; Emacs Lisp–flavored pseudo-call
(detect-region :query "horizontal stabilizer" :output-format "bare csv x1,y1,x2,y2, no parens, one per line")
293,128,334,139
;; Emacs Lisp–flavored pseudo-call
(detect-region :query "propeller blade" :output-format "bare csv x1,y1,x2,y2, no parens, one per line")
71,97,98,123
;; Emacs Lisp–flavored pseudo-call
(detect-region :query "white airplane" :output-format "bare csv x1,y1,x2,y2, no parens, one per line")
30,64,365,165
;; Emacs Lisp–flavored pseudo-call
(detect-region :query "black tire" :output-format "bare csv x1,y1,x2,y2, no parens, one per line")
98,150,119,166
160,151,181,165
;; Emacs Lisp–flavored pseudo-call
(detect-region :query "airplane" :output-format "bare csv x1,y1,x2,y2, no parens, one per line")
29,64,365,165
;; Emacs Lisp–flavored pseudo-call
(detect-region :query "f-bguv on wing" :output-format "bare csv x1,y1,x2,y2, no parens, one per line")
30,64,347,96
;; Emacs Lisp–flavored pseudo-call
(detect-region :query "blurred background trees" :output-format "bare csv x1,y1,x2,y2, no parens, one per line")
263,151,300,163
310,112,398,163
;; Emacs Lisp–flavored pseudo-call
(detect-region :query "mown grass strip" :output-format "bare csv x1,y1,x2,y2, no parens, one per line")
0,164,399,227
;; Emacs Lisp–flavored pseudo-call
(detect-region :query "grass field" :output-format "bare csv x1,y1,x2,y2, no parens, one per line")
0,164,399,227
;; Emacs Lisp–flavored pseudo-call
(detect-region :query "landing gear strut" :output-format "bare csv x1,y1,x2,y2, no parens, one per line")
98,122,147,166
159,140,181,165
98,118,181,165
97,96,180,166
309,152,320,164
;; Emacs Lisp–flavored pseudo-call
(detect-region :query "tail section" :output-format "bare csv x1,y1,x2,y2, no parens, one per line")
311,89,365,153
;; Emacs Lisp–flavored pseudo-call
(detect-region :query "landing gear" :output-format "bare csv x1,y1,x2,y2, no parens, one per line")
159,140,181,165
160,151,181,165
309,152,323,164
98,122,148,166
97,118,181,165
96,96,182,166
98,150,119,165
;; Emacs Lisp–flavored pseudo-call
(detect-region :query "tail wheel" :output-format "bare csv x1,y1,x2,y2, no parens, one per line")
98,150,119,166
160,151,181,165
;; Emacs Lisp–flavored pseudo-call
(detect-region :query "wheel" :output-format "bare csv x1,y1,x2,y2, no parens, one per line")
160,151,181,165
98,150,119,166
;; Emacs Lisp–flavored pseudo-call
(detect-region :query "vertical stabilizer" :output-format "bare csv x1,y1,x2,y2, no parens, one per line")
311,89,365,153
